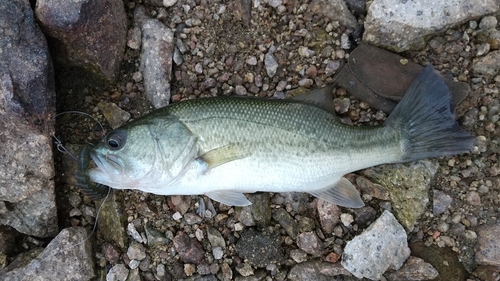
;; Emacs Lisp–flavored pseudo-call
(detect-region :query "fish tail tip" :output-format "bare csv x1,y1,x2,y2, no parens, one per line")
386,65,475,161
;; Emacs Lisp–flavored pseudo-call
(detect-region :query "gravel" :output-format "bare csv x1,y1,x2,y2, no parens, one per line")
38,0,500,280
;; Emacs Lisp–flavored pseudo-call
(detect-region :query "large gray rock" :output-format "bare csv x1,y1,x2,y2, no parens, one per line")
0,227,96,281
342,210,410,280
135,7,174,109
364,0,500,52
35,0,127,82
0,0,57,238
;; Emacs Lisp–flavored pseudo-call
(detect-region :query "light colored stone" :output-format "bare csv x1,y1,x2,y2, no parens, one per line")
342,210,410,280
136,7,174,108
364,0,500,52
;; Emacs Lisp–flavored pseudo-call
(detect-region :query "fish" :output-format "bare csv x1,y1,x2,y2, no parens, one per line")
75,145,110,200
86,65,475,208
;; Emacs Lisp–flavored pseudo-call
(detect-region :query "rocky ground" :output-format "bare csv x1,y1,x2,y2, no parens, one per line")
1,0,500,280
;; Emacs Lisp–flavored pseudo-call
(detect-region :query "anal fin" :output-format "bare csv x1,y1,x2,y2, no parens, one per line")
206,190,252,206
308,177,364,208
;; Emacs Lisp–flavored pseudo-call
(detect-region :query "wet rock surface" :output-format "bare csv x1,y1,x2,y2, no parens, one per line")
1,0,499,280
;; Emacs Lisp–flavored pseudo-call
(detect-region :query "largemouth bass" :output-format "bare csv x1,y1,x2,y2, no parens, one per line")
86,65,475,208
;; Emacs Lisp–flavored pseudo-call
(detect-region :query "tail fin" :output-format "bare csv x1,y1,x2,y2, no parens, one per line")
385,65,475,162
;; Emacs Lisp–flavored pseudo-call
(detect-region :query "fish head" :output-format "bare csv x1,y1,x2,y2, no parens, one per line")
87,116,198,190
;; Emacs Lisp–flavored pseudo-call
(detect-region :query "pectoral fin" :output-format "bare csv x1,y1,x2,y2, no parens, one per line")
197,144,250,172
308,177,364,208
206,190,252,206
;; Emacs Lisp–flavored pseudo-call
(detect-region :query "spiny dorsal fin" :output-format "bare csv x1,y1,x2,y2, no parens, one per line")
291,85,336,114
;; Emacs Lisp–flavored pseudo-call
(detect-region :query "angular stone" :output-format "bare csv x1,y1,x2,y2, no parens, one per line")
317,199,341,234
247,193,272,227
173,232,205,264
473,265,500,281
308,0,357,29
97,192,128,249
272,208,299,239
0,0,57,238
362,160,439,231
364,0,500,52
97,101,131,129
0,227,95,281
333,43,471,114
136,7,174,109
473,50,500,77
106,264,129,281
297,232,323,256
144,223,170,247
206,225,226,249
433,190,453,215
264,52,278,78
409,242,467,281
288,260,351,281
342,210,410,280
356,176,390,201
36,0,127,82
127,242,147,261
235,228,284,268
385,256,438,281
475,224,500,266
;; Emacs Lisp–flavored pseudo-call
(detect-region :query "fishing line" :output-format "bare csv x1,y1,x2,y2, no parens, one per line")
23,111,110,273
26,187,112,273
52,110,106,159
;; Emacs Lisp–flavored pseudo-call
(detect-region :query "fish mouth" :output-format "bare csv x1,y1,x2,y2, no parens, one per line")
90,151,124,178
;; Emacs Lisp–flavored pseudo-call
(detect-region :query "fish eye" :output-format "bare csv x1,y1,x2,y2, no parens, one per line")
105,130,127,150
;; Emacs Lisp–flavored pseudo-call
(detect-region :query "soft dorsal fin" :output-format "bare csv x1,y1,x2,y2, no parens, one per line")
308,177,364,208
291,85,336,114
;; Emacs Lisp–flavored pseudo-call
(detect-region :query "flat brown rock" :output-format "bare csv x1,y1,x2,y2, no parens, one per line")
333,42,470,114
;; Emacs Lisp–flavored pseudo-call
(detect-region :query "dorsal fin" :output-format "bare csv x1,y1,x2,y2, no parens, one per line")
291,85,336,114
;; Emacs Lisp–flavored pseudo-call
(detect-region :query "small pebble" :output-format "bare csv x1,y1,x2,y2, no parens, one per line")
464,230,478,240
340,213,354,227
290,249,308,263
184,264,196,276
129,259,140,269
157,264,166,277
213,246,224,259
127,242,147,261
466,191,481,206
246,56,257,65
479,16,498,30
172,212,182,220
